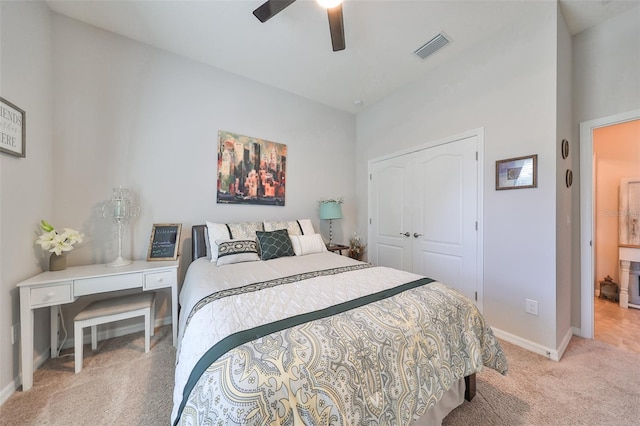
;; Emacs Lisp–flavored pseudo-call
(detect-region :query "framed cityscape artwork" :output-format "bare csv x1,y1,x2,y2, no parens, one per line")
217,130,286,206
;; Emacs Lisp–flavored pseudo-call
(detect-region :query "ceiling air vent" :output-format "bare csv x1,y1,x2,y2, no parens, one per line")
414,32,450,60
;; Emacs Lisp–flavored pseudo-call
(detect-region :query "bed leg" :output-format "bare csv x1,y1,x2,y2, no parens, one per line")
464,374,476,401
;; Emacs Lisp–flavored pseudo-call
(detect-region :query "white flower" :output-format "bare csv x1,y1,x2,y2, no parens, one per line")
36,230,58,250
35,221,84,255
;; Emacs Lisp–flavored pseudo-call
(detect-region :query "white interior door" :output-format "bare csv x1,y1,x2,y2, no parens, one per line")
412,136,478,301
369,156,412,270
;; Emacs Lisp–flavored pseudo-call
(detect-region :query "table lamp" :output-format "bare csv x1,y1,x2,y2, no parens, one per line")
319,201,342,247
103,187,140,267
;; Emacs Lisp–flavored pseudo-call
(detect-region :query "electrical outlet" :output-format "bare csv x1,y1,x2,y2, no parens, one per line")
525,299,538,316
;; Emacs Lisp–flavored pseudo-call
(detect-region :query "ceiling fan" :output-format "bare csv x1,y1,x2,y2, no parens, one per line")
253,0,346,52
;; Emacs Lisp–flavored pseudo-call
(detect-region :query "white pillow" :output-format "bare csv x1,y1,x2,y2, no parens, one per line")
205,222,231,262
290,233,327,256
297,219,315,235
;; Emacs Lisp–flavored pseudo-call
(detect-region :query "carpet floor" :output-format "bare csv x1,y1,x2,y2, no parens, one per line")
1,325,639,425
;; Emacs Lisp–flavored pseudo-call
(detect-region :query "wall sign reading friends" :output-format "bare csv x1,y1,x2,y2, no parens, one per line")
0,97,25,158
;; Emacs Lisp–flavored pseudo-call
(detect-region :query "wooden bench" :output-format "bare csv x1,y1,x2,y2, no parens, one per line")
74,292,155,373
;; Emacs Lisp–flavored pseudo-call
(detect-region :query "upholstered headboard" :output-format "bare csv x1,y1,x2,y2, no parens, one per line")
191,224,208,262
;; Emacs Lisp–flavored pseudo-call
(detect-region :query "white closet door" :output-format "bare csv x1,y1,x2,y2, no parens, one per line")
412,136,478,301
369,155,413,270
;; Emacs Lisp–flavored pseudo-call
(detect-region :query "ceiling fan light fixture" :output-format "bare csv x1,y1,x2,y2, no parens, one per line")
316,0,343,9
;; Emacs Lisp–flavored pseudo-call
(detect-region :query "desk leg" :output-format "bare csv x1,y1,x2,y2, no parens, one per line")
50,305,59,358
171,282,178,347
19,287,34,391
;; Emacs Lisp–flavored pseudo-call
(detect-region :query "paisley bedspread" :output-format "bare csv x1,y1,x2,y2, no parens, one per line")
172,257,507,425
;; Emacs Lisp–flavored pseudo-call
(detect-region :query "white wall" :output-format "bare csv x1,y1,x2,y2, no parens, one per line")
357,2,560,351
555,2,573,350
49,12,357,346
571,5,640,327
1,7,357,397
0,1,54,402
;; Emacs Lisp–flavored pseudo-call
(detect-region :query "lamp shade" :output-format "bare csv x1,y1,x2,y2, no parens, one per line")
319,201,343,220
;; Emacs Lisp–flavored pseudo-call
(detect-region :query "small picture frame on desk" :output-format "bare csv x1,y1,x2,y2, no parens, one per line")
147,223,182,261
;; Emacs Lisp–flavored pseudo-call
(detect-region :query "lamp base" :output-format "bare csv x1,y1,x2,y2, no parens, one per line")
106,256,132,268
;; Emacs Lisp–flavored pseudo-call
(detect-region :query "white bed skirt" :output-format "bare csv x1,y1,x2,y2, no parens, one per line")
413,378,465,426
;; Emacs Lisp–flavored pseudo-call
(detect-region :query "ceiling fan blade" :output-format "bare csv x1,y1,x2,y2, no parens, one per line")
253,0,296,23
327,4,345,51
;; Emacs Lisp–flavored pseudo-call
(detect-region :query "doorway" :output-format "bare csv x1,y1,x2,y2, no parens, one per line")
580,109,640,339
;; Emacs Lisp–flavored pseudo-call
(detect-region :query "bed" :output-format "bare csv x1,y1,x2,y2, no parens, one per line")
171,222,507,425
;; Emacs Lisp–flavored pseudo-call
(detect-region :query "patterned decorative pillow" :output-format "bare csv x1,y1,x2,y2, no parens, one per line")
263,219,315,236
227,222,264,239
215,239,260,266
290,233,327,256
263,220,303,236
206,221,264,262
256,229,295,260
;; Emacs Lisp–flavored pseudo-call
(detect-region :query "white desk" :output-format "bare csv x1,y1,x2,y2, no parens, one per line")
17,260,178,391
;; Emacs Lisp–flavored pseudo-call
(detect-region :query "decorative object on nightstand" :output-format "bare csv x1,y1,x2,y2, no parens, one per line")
319,197,343,247
103,187,140,267
35,220,84,271
348,232,366,261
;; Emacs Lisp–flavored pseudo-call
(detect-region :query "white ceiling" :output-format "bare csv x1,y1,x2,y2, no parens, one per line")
44,0,639,114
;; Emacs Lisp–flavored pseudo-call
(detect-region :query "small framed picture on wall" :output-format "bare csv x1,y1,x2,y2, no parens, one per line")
496,154,538,190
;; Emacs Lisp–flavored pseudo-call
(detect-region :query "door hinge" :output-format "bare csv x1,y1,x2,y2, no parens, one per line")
369,174,372,180
369,218,372,224
475,291,478,301
475,151,478,161
475,221,478,231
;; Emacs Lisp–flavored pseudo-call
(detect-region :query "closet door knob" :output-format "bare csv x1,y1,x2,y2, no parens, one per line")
413,233,423,238
399,232,410,237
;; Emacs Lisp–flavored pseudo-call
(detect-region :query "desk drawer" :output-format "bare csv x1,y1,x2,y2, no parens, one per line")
144,270,176,290
30,282,73,307
74,273,143,296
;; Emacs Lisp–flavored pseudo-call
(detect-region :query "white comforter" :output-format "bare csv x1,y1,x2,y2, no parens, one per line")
172,253,425,422
172,253,508,424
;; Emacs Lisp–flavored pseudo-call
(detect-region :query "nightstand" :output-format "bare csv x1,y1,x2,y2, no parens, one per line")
326,244,349,255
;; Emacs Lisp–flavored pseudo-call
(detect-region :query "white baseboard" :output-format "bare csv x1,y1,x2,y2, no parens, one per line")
491,326,574,362
0,382,13,407
556,327,573,360
1,316,171,407
0,347,49,406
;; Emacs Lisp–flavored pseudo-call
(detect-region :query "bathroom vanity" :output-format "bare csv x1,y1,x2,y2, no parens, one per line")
619,177,640,309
